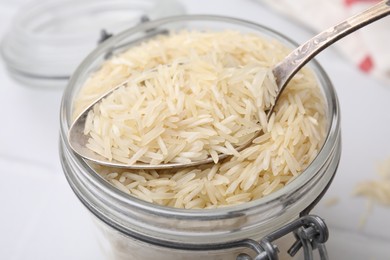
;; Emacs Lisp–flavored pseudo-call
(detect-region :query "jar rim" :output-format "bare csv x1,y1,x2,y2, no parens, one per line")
60,14,340,220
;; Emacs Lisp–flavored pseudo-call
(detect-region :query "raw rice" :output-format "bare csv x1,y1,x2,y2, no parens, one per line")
74,30,327,209
354,157,390,206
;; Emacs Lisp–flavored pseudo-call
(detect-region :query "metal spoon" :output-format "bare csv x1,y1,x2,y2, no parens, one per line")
68,1,390,170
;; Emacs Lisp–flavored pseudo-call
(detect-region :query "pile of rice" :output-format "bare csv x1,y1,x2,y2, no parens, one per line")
73,30,327,209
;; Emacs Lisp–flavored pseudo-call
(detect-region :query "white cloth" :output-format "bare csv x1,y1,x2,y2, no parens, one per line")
261,0,390,85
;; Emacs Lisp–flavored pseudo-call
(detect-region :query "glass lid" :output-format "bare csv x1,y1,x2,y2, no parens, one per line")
1,0,185,88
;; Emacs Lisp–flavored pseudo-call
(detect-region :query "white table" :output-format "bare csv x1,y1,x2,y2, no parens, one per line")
1,0,389,259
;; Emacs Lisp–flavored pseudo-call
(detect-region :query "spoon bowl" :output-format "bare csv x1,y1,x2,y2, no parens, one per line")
68,1,390,170
68,81,231,170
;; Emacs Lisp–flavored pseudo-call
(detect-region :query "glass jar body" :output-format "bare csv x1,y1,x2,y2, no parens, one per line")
92,214,300,260
59,15,341,259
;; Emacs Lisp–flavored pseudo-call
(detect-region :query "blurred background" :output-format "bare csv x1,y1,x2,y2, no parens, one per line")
0,0,389,259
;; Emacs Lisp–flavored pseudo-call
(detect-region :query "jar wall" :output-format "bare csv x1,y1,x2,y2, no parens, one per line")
60,120,340,257
91,213,302,260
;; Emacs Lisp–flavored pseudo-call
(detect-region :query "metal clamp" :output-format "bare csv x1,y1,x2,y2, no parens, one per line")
236,215,329,260
97,15,169,60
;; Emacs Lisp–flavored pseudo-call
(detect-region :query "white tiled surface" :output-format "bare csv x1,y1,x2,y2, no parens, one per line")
0,0,389,259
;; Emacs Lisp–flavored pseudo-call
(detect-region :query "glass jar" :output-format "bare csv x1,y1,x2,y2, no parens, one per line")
59,15,341,260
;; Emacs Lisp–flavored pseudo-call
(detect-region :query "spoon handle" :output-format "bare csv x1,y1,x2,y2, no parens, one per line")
273,0,390,91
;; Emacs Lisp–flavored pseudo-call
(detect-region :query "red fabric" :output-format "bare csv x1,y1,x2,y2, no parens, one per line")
359,56,374,72
344,0,380,7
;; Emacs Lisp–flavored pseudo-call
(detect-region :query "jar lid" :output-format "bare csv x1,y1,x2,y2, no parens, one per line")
1,0,185,88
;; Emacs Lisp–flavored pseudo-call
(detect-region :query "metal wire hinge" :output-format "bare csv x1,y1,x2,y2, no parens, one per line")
236,215,329,260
